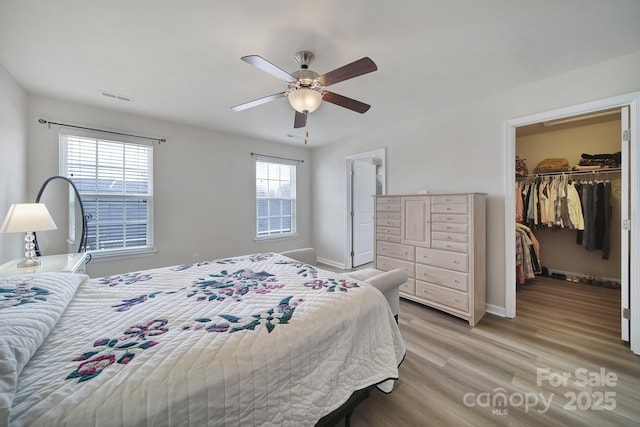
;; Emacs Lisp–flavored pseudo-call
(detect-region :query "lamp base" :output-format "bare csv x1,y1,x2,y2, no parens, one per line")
17,257,41,268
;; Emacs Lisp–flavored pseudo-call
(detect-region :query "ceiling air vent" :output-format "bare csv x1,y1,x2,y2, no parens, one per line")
100,90,134,103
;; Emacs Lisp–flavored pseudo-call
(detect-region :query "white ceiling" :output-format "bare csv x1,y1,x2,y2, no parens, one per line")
1,0,640,146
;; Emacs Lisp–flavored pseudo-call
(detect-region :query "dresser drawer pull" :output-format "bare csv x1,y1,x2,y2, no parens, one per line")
447,236,453,240
453,260,460,265
454,298,461,303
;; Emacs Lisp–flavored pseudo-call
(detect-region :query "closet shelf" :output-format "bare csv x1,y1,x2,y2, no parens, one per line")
517,167,621,181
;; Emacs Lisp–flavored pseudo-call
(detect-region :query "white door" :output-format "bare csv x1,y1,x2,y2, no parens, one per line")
621,106,631,341
352,160,376,267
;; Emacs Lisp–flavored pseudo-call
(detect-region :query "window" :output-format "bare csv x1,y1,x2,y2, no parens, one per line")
255,159,296,239
60,133,153,257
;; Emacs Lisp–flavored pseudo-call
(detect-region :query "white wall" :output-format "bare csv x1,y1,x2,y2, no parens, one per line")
26,95,312,277
0,63,27,262
311,50,640,311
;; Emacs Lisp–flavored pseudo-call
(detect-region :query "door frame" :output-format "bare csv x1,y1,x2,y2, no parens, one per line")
344,148,386,269
503,91,640,354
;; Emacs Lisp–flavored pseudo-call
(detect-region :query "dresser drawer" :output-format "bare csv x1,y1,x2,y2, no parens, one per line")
416,264,468,291
432,240,468,253
431,204,468,214
431,222,468,233
376,211,401,220
377,196,400,205
432,231,468,243
377,233,401,243
431,195,469,205
377,218,401,227
431,213,468,224
400,278,416,295
377,241,415,261
377,226,400,235
416,247,468,272
416,282,468,312
377,202,401,212
376,256,415,278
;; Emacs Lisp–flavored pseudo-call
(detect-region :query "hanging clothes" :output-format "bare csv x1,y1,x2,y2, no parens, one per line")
566,182,584,230
517,175,585,230
515,173,611,260
602,181,612,260
516,181,524,223
515,222,541,285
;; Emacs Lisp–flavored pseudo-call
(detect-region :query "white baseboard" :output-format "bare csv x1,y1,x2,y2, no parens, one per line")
317,257,346,270
486,303,507,318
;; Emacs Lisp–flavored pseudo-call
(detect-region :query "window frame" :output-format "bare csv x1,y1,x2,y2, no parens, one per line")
255,157,297,241
59,131,155,260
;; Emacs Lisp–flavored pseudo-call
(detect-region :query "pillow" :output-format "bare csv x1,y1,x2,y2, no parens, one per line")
0,272,87,424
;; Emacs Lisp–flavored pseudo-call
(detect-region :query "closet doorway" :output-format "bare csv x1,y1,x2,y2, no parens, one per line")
504,92,640,355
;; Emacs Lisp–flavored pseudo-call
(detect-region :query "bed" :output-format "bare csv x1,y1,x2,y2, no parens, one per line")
1,252,405,426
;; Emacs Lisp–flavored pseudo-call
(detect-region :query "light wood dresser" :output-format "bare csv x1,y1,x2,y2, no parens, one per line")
374,193,486,326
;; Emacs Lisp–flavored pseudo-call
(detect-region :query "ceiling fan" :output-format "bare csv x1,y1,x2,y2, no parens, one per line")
231,51,377,130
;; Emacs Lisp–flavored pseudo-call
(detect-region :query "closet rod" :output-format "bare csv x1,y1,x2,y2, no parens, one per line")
517,167,621,181
38,119,167,144
250,152,304,163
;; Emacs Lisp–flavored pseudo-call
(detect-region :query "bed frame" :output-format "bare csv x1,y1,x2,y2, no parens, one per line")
315,385,375,426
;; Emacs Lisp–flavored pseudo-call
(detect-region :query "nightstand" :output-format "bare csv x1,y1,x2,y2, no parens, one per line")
0,252,89,277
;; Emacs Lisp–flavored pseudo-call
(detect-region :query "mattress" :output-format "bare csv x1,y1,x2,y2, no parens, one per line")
2,252,405,426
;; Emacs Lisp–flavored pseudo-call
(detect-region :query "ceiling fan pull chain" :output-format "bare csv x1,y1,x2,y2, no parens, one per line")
304,127,309,145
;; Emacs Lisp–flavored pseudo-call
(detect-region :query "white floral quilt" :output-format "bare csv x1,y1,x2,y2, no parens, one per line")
3,253,405,426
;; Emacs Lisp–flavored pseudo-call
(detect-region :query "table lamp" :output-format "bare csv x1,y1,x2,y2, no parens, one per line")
0,203,58,268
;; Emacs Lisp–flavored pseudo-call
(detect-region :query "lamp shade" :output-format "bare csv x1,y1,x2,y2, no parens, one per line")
288,88,322,113
0,203,58,233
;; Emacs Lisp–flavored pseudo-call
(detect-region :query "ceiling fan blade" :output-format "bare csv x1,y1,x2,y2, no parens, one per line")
231,92,286,111
322,91,371,114
317,57,377,87
241,55,297,83
294,111,307,128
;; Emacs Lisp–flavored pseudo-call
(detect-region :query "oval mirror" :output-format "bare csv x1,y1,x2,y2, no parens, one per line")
34,176,86,256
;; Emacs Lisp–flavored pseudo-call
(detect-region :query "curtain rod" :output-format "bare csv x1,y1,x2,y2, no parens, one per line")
250,152,304,163
38,119,166,144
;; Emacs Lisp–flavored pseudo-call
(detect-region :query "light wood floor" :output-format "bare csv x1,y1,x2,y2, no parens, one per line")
347,276,640,427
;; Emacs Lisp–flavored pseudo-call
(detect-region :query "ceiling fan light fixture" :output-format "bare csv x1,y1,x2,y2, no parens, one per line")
288,88,322,113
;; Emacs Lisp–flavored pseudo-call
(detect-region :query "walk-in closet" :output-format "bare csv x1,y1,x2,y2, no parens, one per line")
514,109,623,332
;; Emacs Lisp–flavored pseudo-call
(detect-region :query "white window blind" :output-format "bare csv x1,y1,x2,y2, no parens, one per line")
60,133,153,255
256,159,296,238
